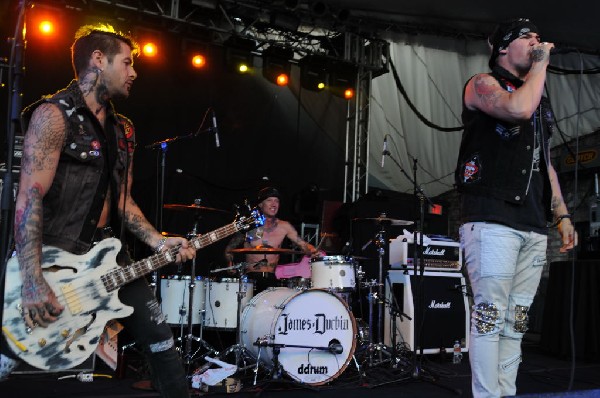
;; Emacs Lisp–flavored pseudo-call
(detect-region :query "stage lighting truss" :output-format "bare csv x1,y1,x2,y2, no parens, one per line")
25,0,389,78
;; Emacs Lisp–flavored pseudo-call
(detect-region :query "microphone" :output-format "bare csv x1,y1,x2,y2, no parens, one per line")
328,342,343,355
211,110,220,148
550,47,576,55
381,136,387,167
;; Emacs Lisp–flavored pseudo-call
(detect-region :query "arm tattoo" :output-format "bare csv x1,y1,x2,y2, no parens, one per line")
123,210,153,245
473,75,502,108
551,196,564,213
21,105,65,175
14,184,46,302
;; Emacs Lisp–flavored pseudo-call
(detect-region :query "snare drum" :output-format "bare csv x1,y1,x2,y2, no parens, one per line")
310,256,356,292
241,288,356,385
160,275,205,325
204,278,254,329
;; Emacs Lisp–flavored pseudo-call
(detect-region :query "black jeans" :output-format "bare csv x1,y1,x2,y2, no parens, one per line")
118,278,189,398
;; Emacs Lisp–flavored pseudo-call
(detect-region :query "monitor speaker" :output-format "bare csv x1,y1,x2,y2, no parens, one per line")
384,270,470,354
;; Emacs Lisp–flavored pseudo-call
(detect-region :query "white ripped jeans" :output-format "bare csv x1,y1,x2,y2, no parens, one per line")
460,222,546,398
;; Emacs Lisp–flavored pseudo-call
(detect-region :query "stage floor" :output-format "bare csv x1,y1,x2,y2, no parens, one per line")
2,335,599,398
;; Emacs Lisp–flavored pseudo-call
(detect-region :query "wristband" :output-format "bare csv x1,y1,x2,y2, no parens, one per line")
155,237,168,253
554,214,572,227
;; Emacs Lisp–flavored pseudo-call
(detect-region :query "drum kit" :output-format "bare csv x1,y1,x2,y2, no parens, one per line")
158,203,415,387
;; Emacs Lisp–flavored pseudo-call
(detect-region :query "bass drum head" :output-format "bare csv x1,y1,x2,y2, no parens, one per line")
241,288,356,385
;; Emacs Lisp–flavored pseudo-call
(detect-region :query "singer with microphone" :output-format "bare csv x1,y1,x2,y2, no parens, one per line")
455,18,577,398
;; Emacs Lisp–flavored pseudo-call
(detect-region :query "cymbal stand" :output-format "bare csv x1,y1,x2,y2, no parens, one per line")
361,223,394,367
181,213,217,371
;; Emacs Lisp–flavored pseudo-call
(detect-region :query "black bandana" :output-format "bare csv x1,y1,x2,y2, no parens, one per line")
488,18,539,69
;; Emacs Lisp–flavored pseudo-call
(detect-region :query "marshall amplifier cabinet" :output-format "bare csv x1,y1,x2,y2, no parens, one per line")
384,271,470,354
389,238,462,272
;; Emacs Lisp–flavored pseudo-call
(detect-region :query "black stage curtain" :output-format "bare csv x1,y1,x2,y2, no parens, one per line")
540,260,600,361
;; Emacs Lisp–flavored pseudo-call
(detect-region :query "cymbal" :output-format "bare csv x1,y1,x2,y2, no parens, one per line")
161,231,184,238
227,247,304,255
350,255,372,261
163,203,229,213
353,217,414,226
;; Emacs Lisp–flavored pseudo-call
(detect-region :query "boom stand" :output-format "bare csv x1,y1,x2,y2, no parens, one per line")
381,152,460,394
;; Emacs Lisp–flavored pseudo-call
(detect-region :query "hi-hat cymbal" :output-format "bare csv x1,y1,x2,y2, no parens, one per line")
164,203,230,213
353,217,414,226
228,247,304,255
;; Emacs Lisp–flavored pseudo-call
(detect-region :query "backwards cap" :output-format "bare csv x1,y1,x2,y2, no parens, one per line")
257,187,281,203
488,18,538,69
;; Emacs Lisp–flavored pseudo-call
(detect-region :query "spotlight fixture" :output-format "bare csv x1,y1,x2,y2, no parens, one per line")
135,27,163,61
182,40,209,70
262,46,294,86
142,42,158,57
224,36,257,74
299,55,328,92
329,61,357,99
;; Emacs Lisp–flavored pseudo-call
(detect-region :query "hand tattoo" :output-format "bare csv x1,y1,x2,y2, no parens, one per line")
531,48,546,62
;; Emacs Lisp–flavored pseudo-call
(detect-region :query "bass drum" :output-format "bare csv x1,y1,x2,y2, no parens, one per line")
241,288,356,385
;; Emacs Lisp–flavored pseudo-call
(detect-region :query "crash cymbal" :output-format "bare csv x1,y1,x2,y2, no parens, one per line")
227,246,304,255
353,216,414,226
163,203,229,213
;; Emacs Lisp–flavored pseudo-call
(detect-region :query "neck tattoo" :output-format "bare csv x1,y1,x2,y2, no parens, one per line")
264,218,278,233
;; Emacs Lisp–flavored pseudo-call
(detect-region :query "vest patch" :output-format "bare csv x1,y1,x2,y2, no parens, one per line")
461,154,481,184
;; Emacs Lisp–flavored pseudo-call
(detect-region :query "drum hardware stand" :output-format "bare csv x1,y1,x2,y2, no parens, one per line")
211,261,261,373
360,221,396,367
250,340,322,390
381,152,461,394
179,213,218,371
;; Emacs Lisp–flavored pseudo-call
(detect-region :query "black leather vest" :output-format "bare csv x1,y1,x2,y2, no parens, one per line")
455,67,553,209
21,80,135,254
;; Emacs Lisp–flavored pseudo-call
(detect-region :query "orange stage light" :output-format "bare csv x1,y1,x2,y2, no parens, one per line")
276,73,289,86
191,54,206,68
142,42,158,57
38,20,55,36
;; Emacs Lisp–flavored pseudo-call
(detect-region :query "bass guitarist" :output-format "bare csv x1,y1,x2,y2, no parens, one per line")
1,24,195,397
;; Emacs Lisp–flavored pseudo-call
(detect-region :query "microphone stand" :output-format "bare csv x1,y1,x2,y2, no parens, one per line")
381,152,460,395
145,128,213,293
